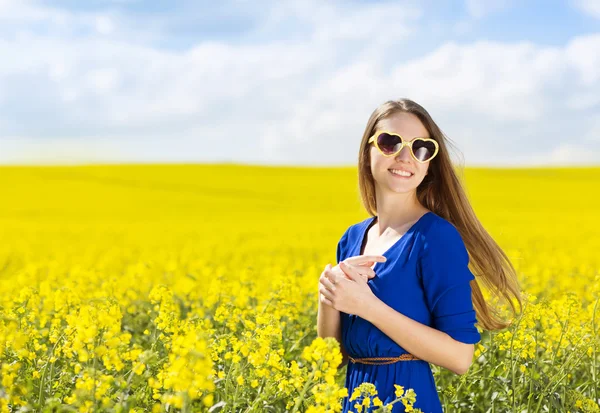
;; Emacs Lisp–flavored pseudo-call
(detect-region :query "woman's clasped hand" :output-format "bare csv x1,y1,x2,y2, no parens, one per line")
318,255,386,316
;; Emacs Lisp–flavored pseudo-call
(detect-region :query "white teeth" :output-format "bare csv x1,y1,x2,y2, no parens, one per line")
389,169,413,177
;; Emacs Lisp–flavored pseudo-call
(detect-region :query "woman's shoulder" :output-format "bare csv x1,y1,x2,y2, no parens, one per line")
336,217,372,262
419,213,465,253
337,217,371,244
417,212,469,262
420,211,463,241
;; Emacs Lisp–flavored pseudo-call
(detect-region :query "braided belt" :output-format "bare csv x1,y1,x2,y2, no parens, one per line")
349,354,421,365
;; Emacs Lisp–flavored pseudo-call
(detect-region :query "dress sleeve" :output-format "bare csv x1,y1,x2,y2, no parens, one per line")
336,227,351,264
418,220,481,344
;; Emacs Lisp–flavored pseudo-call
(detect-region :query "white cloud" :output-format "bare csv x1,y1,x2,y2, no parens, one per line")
565,34,600,85
582,117,600,143
566,91,600,110
531,143,600,165
572,0,600,18
0,1,598,166
95,15,115,35
0,137,127,164
389,41,569,122
453,19,474,36
465,0,515,19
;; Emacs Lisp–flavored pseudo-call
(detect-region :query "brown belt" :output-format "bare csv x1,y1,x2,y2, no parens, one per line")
349,354,421,365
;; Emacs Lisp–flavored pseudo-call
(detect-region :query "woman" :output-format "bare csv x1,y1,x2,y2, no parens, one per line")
316,98,523,412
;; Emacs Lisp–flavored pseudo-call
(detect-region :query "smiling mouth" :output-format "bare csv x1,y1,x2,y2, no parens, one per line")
388,169,414,178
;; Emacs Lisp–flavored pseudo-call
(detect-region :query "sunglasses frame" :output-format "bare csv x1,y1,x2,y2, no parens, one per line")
368,130,439,163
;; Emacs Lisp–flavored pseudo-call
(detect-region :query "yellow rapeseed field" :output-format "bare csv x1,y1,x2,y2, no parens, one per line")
0,164,598,412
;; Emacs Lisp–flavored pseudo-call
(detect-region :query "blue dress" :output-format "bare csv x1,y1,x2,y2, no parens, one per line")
336,211,481,413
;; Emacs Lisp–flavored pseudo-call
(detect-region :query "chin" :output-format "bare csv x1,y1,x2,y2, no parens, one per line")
385,180,416,191
389,185,417,193
388,178,423,191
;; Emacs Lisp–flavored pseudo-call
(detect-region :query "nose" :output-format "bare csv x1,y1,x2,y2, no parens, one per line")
394,145,413,161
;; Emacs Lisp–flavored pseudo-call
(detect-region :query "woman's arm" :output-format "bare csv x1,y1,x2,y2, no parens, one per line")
361,298,474,375
317,299,349,369
321,226,351,370
317,255,386,370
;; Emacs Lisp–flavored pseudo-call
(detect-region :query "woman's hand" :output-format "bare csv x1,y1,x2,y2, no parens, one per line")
321,254,385,284
319,255,386,317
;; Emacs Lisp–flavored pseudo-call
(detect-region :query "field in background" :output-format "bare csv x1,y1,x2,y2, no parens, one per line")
0,164,598,412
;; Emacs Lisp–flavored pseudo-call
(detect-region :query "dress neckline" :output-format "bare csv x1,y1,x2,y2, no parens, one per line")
358,211,433,265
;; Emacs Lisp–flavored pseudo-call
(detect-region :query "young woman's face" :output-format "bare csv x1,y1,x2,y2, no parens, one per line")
369,112,431,193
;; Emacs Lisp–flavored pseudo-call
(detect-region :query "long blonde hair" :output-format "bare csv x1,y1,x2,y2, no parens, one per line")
357,98,522,331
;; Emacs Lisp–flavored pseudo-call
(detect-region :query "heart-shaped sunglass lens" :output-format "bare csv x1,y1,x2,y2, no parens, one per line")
377,133,402,154
412,139,436,161
377,133,435,161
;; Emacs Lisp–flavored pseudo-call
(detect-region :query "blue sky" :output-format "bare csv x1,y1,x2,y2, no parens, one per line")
0,0,599,166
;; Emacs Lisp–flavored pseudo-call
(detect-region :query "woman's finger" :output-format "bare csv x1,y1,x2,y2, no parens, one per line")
344,259,379,278
319,273,337,292
320,293,334,307
319,285,335,301
345,255,387,265
332,262,374,281
360,267,376,278
357,261,374,266
320,263,335,281
339,261,362,281
325,268,344,286
347,263,376,279
324,268,337,280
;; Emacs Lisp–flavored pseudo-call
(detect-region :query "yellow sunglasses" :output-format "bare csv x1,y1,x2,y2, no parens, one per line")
368,130,439,163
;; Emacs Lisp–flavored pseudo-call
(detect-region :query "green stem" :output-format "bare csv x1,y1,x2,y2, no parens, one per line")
230,361,249,411
231,374,240,411
591,297,599,405
182,393,190,413
550,306,572,365
533,331,588,413
491,331,497,413
290,370,316,413
288,330,311,353
242,378,266,413
37,332,64,408
92,335,99,412
526,328,538,412
508,296,528,410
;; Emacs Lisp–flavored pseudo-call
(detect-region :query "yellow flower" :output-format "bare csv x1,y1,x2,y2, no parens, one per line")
394,384,404,398
132,362,145,375
202,394,214,407
362,396,371,407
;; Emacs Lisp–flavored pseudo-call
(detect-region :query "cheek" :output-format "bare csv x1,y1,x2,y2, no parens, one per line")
370,147,386,166
415,162,429,176
370,154,387,176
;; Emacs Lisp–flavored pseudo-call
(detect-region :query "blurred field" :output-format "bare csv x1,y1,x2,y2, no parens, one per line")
0,164,599,412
